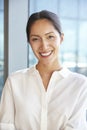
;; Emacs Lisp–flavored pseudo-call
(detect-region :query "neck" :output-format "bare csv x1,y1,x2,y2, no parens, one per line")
36,61,62,75
36,62,62,90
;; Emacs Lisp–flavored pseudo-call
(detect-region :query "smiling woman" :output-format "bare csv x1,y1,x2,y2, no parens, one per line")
0,10,87,130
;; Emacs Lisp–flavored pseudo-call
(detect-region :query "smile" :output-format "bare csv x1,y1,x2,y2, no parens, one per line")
40,51,52,57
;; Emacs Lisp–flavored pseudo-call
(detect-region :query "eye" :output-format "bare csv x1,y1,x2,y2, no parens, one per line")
32,38,38,41
31,37,40,42
48,35,55,40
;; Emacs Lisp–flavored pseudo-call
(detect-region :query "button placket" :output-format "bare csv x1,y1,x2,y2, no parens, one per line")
41,92,48,130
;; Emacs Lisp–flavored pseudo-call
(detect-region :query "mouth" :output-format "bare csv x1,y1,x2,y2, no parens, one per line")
39,51,53,57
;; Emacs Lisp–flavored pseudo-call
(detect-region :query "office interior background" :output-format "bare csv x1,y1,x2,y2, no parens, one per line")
0,0,87,96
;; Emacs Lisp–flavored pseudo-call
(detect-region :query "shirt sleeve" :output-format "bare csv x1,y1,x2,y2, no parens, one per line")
0,77,16,130
64,81,87,130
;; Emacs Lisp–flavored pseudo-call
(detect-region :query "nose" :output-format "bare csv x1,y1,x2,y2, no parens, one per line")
40,39,48,50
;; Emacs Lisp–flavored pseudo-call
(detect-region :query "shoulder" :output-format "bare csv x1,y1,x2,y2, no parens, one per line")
2,66,37,94
61,67,87,89
4,66,36,90
70,70,87,83
7,66,36,81
66,69,87,92
60,67,87,83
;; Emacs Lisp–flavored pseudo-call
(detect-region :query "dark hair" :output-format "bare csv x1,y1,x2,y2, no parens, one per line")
26,10,62,42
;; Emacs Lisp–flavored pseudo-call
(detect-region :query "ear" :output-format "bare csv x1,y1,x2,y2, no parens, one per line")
60,33,64,44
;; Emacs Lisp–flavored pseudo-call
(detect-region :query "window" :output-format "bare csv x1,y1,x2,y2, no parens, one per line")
0,0,4,96
28,0,87,76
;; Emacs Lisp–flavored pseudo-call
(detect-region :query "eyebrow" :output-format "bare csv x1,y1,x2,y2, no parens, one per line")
30,35,40,38
30,32,54,37
45,32,54,35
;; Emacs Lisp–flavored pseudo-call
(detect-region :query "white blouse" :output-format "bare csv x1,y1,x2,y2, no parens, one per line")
0,66,87,130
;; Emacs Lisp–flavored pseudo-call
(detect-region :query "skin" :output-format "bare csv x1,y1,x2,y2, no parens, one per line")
29,19,64,90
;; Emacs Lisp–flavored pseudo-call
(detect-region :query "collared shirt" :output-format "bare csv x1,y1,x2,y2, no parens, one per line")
0,66,87,130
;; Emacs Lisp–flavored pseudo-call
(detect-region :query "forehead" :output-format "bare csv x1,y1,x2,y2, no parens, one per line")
30,19,57,35
32,18,53,24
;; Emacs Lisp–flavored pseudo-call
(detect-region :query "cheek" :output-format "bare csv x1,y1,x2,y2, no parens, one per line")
53,39,60,47
53,40,61,52
30,44,35,53
30,43,39,53
30,42,36,49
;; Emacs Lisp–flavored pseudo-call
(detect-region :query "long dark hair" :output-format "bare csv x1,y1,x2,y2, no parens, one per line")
26,10,62,42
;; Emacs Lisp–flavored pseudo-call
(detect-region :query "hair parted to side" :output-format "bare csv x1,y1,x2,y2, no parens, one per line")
26,10,62,42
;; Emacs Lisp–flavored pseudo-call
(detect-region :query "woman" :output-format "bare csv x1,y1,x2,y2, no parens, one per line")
0,10,87,130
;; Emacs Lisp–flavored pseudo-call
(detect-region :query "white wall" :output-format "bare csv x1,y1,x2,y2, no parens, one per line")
8,0,28,74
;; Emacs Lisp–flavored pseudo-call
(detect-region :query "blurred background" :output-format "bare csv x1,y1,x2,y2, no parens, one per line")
0,0,87,97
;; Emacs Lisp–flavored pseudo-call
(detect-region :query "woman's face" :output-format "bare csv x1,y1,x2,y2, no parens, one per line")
29,19,64,65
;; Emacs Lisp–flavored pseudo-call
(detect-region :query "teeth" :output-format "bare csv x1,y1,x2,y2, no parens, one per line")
40,51,52,56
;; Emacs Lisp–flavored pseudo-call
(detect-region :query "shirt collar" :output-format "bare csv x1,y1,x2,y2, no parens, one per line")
33,64,71,78
58,67,71,78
